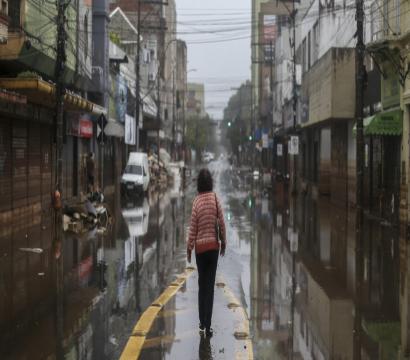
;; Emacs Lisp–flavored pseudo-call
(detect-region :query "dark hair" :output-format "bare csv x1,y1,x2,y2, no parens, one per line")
197,168,213,193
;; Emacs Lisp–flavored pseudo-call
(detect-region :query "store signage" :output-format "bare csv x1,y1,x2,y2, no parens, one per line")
277,143,283,156
262,134,269,149
289,136,299,155
125,114,136,145
68,114,93,138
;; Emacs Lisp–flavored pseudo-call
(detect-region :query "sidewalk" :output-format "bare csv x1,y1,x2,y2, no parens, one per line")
120,267,253,360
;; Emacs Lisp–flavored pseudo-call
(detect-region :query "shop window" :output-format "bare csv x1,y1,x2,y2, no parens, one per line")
8,0,20,29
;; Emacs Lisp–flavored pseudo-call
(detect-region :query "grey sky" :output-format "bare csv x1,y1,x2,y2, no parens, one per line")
176,0,251,119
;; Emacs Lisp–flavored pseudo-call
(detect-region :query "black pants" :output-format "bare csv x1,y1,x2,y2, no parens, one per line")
196,250,219,329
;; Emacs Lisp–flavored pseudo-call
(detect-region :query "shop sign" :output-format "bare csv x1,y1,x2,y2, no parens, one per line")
277,143,283,156
262,134,269,148
68,114,93,138
289,136,299,155
125,114,136,145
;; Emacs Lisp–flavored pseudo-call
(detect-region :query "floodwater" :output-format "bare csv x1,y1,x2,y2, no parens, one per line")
0,180,194,360
0,158,404,360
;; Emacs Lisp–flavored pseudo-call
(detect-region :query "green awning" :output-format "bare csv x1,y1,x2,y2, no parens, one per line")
353,109,403,136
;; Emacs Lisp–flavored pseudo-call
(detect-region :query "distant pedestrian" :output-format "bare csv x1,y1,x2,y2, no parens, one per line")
187,168,226,338
86,152,95,192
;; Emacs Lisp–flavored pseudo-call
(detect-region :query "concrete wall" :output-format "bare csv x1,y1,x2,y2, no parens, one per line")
303,48,355,127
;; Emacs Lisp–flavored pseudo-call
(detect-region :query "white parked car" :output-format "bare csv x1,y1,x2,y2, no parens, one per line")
121,152,150,195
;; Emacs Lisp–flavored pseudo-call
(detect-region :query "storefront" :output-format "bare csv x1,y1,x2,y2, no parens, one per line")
355,109,403,223
66,113,94,197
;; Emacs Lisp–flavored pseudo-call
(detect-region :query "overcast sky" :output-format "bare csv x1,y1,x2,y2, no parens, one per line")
176,0,251,119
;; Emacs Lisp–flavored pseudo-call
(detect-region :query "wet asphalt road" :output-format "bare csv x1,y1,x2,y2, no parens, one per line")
1,156,404,359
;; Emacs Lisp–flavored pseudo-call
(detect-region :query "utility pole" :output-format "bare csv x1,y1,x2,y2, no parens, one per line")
251,82,255,173
54,0,67,358
269,40,274,170
354,0,365,357
291,0,298,195
289,1,298,358
135,0,142,151
172,70,176,160
157,66,161,164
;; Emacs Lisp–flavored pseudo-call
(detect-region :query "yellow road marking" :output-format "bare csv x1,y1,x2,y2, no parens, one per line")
120,267,195,360
131,306,161,337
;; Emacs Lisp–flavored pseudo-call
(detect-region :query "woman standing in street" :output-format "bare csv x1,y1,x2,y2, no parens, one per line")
187,168,226,338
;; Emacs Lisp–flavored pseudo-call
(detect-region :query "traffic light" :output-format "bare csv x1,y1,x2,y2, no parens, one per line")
228,122,231,127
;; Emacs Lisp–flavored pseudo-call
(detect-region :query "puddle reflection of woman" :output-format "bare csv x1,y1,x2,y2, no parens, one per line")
187,168,226,339
199,335,213,360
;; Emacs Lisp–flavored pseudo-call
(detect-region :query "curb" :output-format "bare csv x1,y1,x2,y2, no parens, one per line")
120,267,195,360
217,275,254,360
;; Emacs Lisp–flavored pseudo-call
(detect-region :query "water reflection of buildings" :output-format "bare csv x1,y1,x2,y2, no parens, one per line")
251,192,291,359
1,185,189,360
290,191,400,360
251,185,403,359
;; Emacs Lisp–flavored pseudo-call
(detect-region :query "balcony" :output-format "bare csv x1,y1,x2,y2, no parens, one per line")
368,0,401,45
301,48,356,127
0,1,78,81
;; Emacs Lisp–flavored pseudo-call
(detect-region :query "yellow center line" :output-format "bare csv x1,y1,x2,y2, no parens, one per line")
119,267,195,360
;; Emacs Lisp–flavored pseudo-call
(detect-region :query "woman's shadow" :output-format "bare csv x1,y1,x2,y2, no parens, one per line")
199,334,213,360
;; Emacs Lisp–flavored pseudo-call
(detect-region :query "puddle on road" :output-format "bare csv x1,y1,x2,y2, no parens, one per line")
0,181,195,360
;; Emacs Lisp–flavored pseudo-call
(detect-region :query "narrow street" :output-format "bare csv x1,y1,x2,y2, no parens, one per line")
2,0,410,359
1,146,403,359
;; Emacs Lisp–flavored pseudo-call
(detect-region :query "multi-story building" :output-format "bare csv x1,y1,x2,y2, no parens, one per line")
110,0,179,157
176,40,187,161
186,83,205,119
295,0,356,208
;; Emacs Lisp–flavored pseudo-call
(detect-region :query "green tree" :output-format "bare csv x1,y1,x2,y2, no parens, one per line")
223,81,252,155
186,114,211,157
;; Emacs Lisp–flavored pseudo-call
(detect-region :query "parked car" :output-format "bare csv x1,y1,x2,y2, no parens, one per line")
202,151,215,163
121,152,150,195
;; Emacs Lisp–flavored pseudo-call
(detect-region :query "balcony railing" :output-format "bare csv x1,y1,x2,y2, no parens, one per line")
369,0,400,43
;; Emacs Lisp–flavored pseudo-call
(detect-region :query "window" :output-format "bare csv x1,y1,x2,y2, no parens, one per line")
302,39,307,73
395,0,400,34
0,0,7,16
383,0,389,36
8,0,20,29
313,22,319,63
125,165,143,175
84,13,89,59
308,31,311,69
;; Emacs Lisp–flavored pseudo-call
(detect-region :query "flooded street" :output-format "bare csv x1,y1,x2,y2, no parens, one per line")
0,157,404,360
0,178,195,360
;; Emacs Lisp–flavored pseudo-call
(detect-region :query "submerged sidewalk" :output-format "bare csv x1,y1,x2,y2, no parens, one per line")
120,267,253,360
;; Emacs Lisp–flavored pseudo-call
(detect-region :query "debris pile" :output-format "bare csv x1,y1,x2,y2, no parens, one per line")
148,149,173,190
63,191,112,234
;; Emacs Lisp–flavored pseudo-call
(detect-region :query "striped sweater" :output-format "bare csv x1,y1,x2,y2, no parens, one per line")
187,192,226,254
